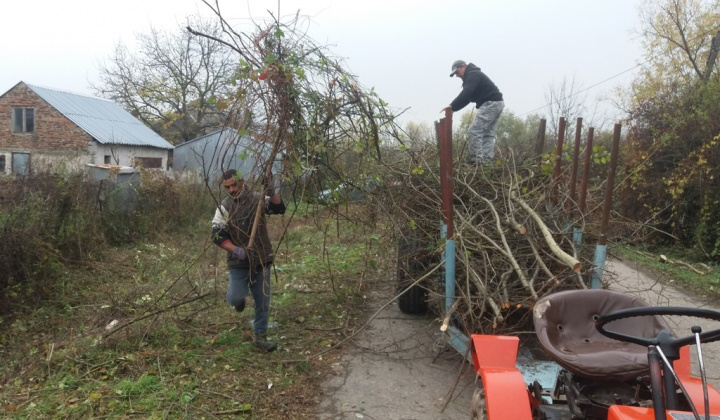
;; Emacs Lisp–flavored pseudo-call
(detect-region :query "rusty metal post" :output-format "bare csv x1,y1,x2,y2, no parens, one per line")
535,118,547,156
439,113,454,238
569,118,583,251
591,123,622,289
578,127,594,216
568,118,582,213
552,117,566,204
437,109,468,360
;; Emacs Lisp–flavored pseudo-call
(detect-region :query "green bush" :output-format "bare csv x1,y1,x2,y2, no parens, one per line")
0,170,213,315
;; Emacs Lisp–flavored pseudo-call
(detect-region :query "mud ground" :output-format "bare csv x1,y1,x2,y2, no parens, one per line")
316,258,720,419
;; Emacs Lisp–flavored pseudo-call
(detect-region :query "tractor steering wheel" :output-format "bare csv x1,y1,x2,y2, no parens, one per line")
596,306,720,353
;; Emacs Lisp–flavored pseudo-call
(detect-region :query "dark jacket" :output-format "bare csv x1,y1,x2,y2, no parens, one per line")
450,63,503,112
211,190,286,268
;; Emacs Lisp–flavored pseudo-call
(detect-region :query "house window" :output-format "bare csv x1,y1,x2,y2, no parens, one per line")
12,108,35,133
12,152,30,175
135,157,162,169
104,155,111,164
0,155,5,173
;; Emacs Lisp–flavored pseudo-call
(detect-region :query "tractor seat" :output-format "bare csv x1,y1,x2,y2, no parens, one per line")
533,289,673,381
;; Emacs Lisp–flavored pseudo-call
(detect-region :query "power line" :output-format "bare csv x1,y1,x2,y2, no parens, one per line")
518,60,648,118
519,27,719,118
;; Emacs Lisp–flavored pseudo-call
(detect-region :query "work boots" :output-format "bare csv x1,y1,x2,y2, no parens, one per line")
233,297,246,313
253,333,277,352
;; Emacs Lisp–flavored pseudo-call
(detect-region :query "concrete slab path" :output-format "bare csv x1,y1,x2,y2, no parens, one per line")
317,258,720,419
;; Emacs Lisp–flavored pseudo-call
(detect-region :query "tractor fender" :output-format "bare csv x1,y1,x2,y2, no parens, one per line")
471,334,533,419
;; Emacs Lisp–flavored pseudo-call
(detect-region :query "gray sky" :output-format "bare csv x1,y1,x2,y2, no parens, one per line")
2,0,644,128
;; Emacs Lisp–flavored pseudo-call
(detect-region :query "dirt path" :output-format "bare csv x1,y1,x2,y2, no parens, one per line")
607,258,720,388
317,258,720,419
317,285,475,420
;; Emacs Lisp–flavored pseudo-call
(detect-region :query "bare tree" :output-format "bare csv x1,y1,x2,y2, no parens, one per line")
542,75,591,138
93,17,237,144
403,121,435,148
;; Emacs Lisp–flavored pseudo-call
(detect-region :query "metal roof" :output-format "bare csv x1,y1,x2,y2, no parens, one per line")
26,83,173,150
173,128,281,180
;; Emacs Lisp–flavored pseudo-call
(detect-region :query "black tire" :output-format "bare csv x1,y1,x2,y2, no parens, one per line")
470,385,487,420
396,230,430,314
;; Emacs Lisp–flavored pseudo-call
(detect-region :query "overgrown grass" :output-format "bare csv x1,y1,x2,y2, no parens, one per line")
0,171,213,316
613,243,720,296
0,204,394,419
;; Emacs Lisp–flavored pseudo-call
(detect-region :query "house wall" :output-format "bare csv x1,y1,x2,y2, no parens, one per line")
0,84,93,174
0,83,170,174
0,84,92,147
88,143,169,169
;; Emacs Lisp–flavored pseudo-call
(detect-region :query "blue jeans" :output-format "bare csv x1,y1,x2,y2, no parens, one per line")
467,100,504,163
227,265,271,335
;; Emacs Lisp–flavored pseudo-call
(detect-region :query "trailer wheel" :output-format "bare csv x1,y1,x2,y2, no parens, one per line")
396,230,429,314
470,386,487,420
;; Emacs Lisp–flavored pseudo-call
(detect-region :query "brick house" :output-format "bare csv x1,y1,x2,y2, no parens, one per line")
0,82,173,175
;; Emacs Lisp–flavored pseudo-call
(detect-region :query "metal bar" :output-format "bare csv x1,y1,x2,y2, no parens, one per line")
591,123,621,288
600,123,622,241
447,325,471,362
693,328,711,420
439,111,454,238
648,347,667,420
573,227,583,254
442,224,456,315
437,111,468,360
578,127,594,216
535,118,547,157
552,117,566,205
568,118,582,214
591,244,606,289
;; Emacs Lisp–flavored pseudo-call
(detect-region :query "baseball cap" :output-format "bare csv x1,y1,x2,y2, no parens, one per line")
449,60,466,77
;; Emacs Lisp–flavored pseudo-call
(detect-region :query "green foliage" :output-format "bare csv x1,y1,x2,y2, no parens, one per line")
495,111,545,159
619,79,720,258
615,1,720,258
0,171,213,315
614,244,720,296
198,9,404,209
539,144,609,175
0,204,391,419
637,0,720,85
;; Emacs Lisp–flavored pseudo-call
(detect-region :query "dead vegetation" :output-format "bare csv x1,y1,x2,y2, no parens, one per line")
361,143,605,335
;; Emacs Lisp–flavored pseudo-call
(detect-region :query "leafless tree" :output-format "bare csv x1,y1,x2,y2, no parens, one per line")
93,17,237,144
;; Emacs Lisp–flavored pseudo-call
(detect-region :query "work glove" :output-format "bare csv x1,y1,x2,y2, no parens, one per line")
232,246,247,260
263,173,283,197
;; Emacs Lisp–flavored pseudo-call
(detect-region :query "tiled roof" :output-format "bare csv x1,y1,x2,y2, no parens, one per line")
26,83,173,150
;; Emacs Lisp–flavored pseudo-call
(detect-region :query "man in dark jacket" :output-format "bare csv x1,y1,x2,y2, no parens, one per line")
444,60,504,164
211,169,286,352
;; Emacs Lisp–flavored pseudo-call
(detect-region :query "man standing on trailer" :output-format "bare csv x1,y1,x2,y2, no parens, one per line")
443,60,504,164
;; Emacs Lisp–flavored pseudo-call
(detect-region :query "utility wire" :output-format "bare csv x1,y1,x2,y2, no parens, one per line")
518,27,719,118
517,60,649,118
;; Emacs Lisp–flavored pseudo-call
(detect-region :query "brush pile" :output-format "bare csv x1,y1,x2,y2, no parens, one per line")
381,149,601,335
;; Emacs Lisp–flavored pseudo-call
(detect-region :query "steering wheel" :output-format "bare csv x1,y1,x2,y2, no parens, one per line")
596,306,720,355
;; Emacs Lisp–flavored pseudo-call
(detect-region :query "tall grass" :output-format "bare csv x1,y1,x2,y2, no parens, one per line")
0,170,212,315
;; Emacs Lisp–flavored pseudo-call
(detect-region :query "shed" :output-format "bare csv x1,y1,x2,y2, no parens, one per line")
173,128,281,182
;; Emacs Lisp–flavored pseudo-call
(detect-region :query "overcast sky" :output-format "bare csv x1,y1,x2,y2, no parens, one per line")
2,0,644,128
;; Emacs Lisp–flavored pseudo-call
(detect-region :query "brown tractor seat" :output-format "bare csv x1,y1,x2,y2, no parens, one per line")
533,289,673,381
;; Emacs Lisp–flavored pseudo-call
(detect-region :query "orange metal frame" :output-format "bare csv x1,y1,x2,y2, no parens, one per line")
471,335,534,419
471,335,720,420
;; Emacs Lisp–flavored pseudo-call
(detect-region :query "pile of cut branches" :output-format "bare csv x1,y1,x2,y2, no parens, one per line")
377,146,601,335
